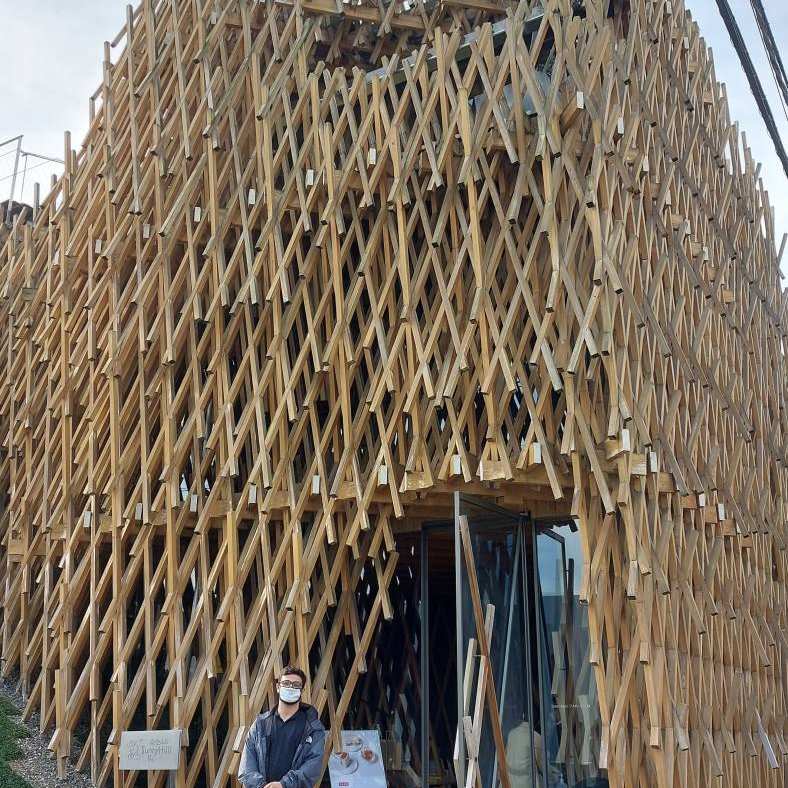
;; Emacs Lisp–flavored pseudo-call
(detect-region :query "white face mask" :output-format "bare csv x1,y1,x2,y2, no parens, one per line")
279,685,302,705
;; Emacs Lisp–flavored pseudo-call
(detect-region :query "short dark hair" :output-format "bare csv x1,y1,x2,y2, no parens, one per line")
279,665,307,686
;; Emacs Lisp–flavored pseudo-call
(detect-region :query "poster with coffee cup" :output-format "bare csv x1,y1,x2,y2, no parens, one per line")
328,730,386,787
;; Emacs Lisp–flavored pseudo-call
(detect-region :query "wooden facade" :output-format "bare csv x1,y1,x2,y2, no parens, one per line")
0,0,786,785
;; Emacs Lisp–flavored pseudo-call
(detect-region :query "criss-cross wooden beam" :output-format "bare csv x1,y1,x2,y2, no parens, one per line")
0,0,785,786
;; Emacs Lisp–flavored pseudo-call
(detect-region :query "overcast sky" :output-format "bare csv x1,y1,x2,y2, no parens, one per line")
1,1,786,270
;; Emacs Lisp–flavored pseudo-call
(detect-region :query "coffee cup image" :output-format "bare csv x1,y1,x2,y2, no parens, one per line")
343,734,364,752
360,747,378,764
331,750,358,773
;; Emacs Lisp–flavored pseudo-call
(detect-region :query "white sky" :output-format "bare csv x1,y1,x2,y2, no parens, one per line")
1,1,786,270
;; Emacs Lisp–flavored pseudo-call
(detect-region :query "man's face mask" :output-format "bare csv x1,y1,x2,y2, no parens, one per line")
279,679,302,704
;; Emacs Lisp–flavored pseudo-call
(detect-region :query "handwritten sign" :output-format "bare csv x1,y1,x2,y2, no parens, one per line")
119,730,182,771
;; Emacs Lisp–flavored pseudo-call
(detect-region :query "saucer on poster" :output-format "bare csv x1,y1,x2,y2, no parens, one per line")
342,734,364,752
360,747,378,765
331,752,359,774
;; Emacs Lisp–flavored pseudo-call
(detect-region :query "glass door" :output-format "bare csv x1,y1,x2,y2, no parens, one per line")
454,494,537,788
533,528,566,787
454,497,606,788
532,521,606,788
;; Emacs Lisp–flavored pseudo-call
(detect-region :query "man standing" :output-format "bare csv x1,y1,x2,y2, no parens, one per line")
239,666,326,788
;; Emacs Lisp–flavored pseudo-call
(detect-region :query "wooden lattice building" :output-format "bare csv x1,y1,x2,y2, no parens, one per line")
0,0,786,786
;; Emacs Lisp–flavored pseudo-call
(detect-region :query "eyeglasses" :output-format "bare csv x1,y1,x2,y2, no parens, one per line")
278,680,303,690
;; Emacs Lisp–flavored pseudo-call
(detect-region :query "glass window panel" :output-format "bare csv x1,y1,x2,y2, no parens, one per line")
535,523,607,788
456,496,535,788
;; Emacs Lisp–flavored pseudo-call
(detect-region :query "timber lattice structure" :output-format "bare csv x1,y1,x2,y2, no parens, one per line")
0,0,786,786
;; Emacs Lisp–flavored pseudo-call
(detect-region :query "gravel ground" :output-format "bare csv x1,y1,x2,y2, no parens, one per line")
0,674,93,788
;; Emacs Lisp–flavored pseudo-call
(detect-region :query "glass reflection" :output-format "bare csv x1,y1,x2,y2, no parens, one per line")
456,497,606,788
535,523,607,788
458,500,533,788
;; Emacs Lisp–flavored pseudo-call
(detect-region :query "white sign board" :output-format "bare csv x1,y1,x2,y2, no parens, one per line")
328,730,386,788
119,729,182,771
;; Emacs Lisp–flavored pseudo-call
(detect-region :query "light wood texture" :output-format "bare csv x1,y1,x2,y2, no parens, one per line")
0,0,785,786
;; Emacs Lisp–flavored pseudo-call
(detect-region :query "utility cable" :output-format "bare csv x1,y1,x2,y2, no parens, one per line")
715,0,788,180
747,0,788,122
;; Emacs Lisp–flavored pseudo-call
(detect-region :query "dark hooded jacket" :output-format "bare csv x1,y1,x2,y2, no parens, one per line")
239,704,326,788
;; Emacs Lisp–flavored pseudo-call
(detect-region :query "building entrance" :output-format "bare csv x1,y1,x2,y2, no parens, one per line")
456,495,608,788
334,495,607,787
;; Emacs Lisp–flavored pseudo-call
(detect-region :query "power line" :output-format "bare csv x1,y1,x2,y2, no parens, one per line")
747,0,788,122
714,0,788,180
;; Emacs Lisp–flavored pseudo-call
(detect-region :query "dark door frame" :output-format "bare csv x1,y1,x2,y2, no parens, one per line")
419,521,456,787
